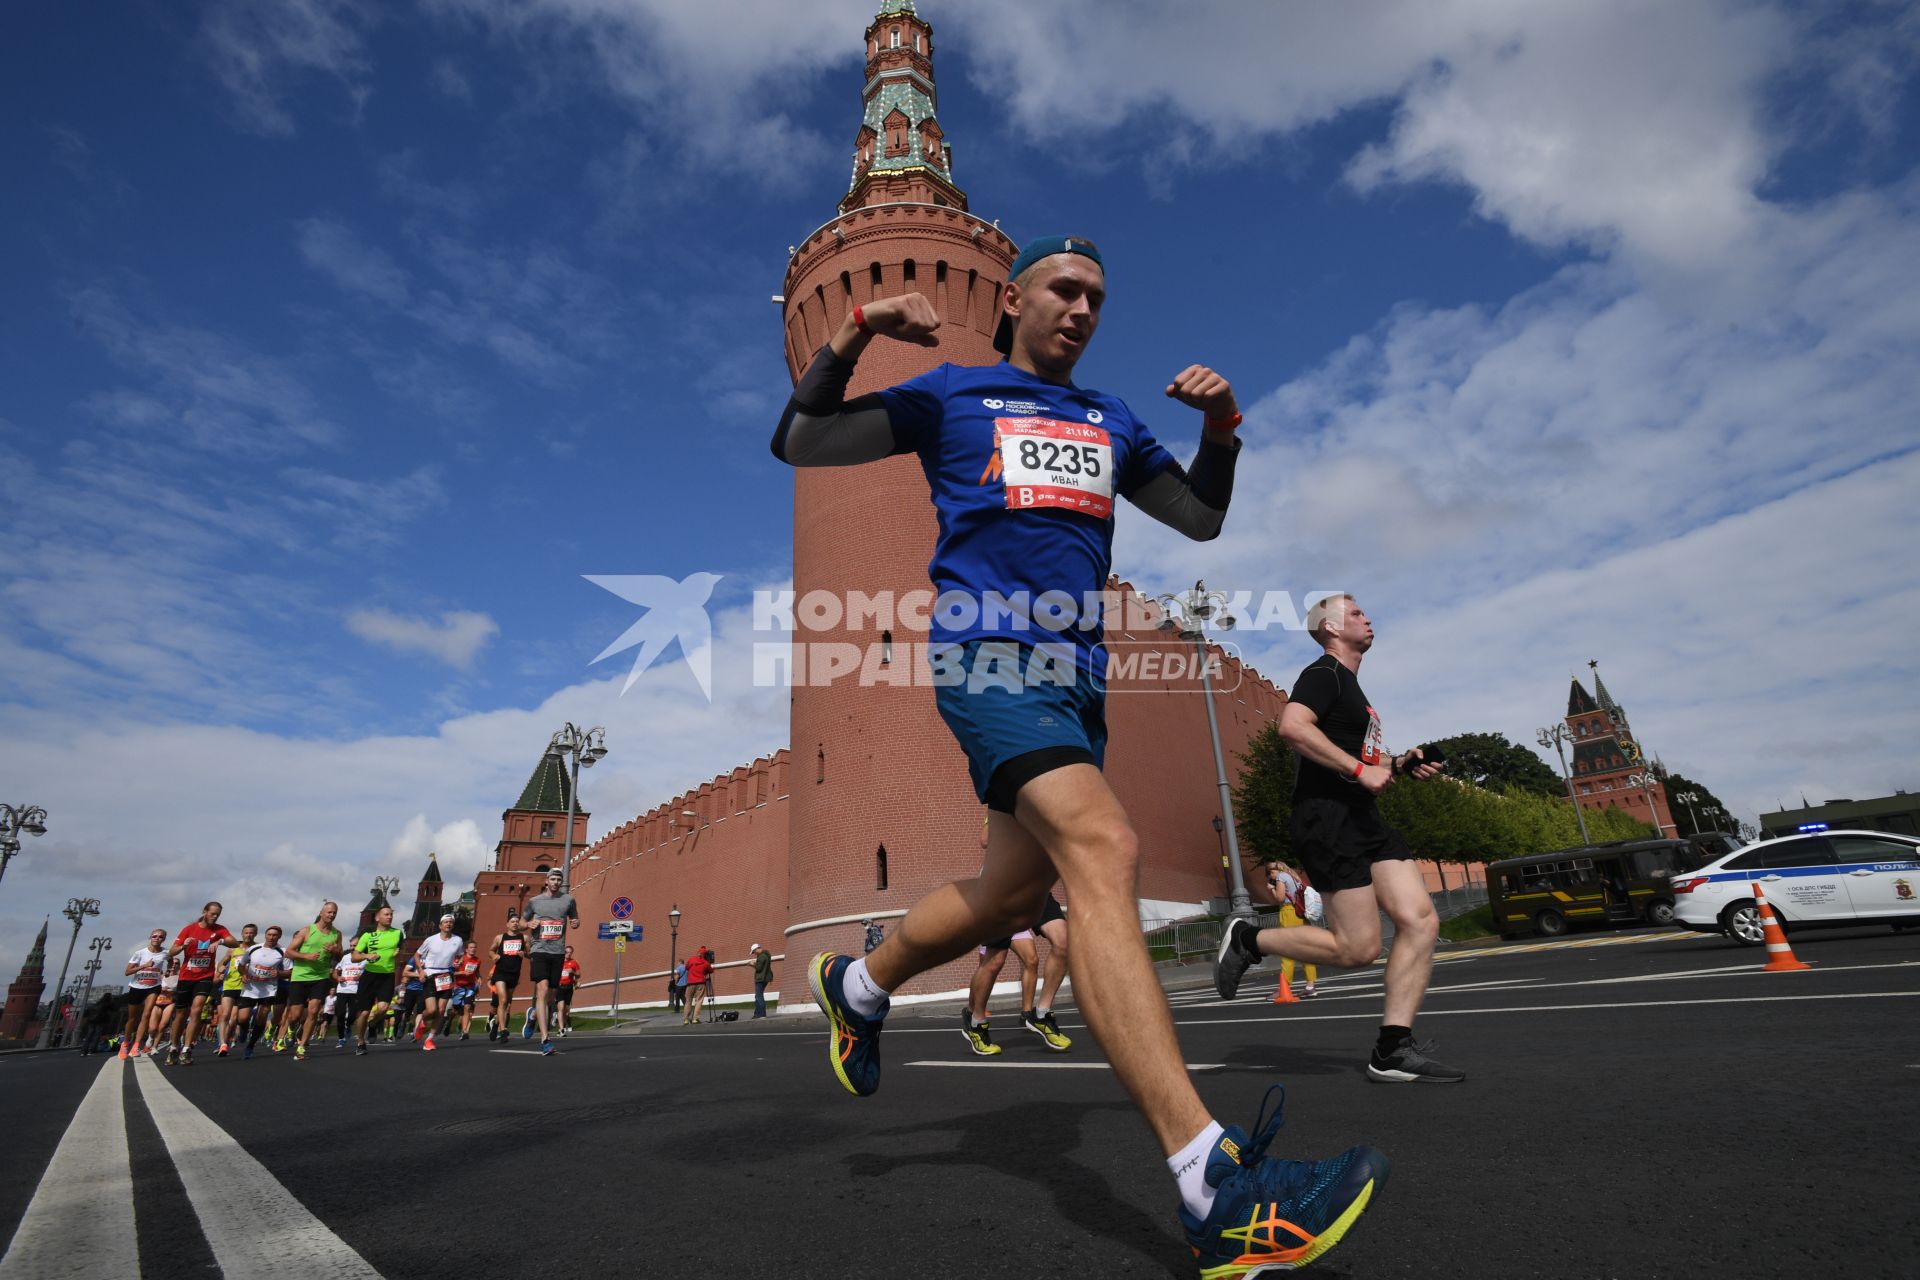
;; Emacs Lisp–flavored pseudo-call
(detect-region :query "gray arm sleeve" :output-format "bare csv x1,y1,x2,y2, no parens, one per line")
770,344,898,467
1127,432,1241,541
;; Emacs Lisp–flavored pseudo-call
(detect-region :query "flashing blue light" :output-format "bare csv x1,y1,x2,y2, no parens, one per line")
1797,822,1829,832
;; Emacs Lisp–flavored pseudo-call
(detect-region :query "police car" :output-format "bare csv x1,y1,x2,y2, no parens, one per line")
1670,829,1920,945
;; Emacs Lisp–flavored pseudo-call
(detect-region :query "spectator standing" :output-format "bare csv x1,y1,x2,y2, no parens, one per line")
682,947,713,1025
750,943,773,1018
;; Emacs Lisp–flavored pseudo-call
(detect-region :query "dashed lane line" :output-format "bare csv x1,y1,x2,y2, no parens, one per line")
907,1061,1226,1071
0,1058,137,1278
1168,989,1920,1029
133,1057,380,1278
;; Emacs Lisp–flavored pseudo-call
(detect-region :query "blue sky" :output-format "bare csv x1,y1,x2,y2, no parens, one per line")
3,0,1917,972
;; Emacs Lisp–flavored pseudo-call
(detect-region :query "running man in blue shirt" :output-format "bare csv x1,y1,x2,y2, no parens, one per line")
773,235,1388,1275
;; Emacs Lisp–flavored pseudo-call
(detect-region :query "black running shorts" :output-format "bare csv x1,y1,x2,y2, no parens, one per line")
529,953,565,986
173,978,215,1004
1290,797,1413,893
287,979,331,1005
359,970,396,1004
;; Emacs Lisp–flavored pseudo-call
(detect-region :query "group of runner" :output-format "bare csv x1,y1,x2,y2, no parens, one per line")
114,869,583,1063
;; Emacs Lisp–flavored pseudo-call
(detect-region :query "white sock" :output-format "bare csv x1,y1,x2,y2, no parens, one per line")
1169,1121,1226,1221
1035,1005,1051,1019
842,957,890,1019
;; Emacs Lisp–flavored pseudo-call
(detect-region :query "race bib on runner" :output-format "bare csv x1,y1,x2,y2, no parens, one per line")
995,418,1114,519
503,939,522,955
538,920,564,941
134,967,160,988
433,973,452,992
338,979,359,994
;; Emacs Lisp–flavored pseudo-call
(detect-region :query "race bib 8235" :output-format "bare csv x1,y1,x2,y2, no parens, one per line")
995,418,1114,519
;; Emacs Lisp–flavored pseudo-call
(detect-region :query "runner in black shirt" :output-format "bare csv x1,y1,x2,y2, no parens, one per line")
1213,594,1465,1083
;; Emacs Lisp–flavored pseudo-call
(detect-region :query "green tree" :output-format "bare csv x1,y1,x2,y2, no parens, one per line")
1426,732,1564,798
1660,772,1737,836
1231,723,1296,865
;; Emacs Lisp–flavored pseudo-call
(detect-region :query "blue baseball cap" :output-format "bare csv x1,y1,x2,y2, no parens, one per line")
993,234,1104,355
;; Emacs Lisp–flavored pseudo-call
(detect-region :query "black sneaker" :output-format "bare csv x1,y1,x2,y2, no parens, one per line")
1367,1036,1466,1083
1213,917,1261,1000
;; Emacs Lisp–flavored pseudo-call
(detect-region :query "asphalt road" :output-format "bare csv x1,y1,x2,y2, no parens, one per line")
4,924,1917,1279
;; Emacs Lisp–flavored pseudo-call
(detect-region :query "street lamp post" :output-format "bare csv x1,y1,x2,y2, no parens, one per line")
71,935,111,1048
1674,789,1703,836
0,803,50,890
1210,816,1232,902
667,904,682,1011
1536,724,1593,846
36,896,100,1050
1625,771,1671,835
548,723,608,896
1157,580,1253,923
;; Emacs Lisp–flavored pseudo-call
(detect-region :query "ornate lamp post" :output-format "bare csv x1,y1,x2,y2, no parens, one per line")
1624,770,1671,835
71,936,111,1047
0,803,50,890
1536,724,1593,845
1156,581,1252,922
37,896,100,1050
1674,789,1703,836
668,904,682,972
549,723,608,895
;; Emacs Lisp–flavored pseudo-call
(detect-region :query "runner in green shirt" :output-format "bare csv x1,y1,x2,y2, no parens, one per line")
349,905,404,1056
285,901,343,1061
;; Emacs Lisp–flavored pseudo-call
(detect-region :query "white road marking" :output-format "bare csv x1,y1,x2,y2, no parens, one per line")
133,1058,380,1278
1172,989,1920,1028
907,1061,1224,1071
492,1050,548,1055
0,1059,138,1278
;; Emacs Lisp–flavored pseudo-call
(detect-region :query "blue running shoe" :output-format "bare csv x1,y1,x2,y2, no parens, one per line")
522,1010,536,1041
1181,1085,1388,1277
808,952,887,1097
541,1038,555,1056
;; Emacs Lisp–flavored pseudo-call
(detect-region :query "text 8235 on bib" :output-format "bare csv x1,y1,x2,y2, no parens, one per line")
994,418,1114,519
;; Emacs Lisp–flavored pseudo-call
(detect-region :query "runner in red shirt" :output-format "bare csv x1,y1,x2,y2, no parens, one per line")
449,941,483,1040
165,901,243,1066
555,946,581,1037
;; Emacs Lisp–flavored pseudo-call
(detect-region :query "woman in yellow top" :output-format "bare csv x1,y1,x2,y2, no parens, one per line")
215,922,259,1056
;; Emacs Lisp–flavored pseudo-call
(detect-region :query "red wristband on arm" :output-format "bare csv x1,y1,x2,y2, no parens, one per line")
1352,760,1366,779
852,305,871,336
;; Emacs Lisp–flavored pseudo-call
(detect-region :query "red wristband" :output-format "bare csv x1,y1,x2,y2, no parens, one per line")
852,305,871,336
1351,760,1366,779
1205,412,1243,432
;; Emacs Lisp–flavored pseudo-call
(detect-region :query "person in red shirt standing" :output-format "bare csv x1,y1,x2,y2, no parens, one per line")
682,947,712,1026
555,945,581,1037
165,901,244,1066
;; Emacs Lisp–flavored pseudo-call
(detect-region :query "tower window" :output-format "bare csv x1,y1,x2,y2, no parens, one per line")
876,844,889,891
817,744,826,785
903,261,915,283
891,26,900,48
881,629,893,665
870,262,884,288
540,820,555,839
916,32,923,52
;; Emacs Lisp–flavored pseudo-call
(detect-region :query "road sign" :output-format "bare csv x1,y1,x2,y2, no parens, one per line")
596,923,617,941
614,938,627,954
604,920,636,935
610,896,634,920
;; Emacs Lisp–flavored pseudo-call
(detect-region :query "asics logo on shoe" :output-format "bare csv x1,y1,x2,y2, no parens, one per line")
1219,1136,1241,1164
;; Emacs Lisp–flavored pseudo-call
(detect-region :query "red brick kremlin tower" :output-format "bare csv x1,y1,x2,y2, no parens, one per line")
780,0,1019,998
1565,662,1675,835
0,918,50,1041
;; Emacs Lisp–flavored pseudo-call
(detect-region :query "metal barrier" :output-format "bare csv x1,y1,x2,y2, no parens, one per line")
1142,910,1279,966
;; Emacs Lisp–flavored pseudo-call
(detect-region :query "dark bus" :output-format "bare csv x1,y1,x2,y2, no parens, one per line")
1487,835,1734,939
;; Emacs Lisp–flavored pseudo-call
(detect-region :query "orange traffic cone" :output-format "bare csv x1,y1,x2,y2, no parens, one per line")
1271,970,1300,1003
1753,884,1810,972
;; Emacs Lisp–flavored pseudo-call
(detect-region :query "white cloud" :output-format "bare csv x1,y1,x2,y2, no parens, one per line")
0,589,789,978
346,608,500,669
200,0,375,137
